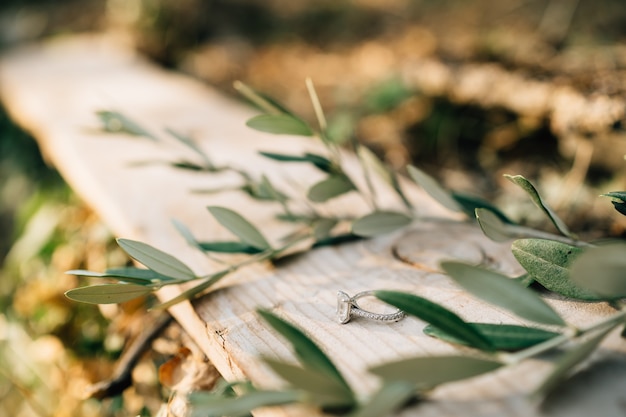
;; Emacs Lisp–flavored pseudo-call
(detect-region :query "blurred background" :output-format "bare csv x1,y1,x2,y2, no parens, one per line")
1,0,626,416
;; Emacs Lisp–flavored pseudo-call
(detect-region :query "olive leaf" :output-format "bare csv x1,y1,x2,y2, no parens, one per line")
312,233,363,248
346,381,416,417
374,290,494,351
65,283,153,304
96,110,158,141
259,151,333,173
351,211,413,237
452,192,514,224
198,241,263,254
207,206,271,251
152,270,230,310
172,218,205,252
441,261,565,326
66,267,177,285
476,208,519,242
165,128,215,169
117,238,196,281
569,243,626,298
263,359,355,408
369,356,502,389
189,389,301,417
533,325,615,402
602,191,626,216
511,239,605,301
307,175,356,203
246,114,313,136
313,218,339,241
504,175,573,238
424,323,560,351
407,165,463,213
257,309,352,394
356,146,413,208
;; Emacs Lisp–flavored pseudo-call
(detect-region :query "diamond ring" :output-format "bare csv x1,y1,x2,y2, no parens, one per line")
336,290,406,324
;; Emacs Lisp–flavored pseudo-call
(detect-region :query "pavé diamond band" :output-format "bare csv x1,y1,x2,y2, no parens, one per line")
336,290,406,324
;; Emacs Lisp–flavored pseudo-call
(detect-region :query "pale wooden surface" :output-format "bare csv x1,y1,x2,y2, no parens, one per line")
1,34,625,417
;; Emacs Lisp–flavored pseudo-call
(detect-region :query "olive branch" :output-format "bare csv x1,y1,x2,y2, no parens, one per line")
69,81,626,416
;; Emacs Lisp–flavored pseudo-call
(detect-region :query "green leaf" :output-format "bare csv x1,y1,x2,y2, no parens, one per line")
424,323,560,351
441,261,565,326
313,218,338,241
452,192,514,224
570,243,626,298
363,77,412,113
172,218,204,252
198,241,263,254
65,284,153,304
117,239,196,281
246,114,313,136
374,291,494,351
475,208,517,242
66,267,176,285
189,389,301,417
165,128,213,167
533,326,614,402
96,110,158,141
603,192,626,217
407,165,462,213
347,381,416,417
369,355,502,389
505,175,573,238
207,206,271,251
351,211,412,237
312,233,363,248
263,359,354,407
257,309,352,393
609,200,626,216
307,175,355,202
511,239,604,301
152,270,230,310
259,151,333,173
602,191,626,201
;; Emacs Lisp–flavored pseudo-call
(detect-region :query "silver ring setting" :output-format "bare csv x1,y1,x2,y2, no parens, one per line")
336,291,406,324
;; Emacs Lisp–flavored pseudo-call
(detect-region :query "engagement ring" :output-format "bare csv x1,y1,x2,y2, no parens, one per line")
336,290,405,324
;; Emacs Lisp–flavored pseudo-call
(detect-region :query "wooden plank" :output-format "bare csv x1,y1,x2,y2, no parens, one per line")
1,34,625,417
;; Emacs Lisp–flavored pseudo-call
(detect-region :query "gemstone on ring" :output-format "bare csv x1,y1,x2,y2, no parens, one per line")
336,291,352,324
336,290,405,324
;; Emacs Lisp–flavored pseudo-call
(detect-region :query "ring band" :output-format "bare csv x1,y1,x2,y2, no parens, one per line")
336,291,406,324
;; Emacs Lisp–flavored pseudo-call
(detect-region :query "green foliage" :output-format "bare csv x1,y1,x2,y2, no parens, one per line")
601,191,626,216
407,165,462,213
441,261,565,326
369,356,502,388
246,114,314,136
97,110,158,141
189,389,301,417
512,239,605,301
424,323,560,351
117,238,196,281
65,90,626,416
374,290,494,351
257,309,352,394
351,211,412,237
307,175,356,202
569,243,626,298
504,175,573,238
259,151,333,173
65,283,153,304
207,206,272,251
346,381,416,417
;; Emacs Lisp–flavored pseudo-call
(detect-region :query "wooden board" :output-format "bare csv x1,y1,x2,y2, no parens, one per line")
1,34,625,417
